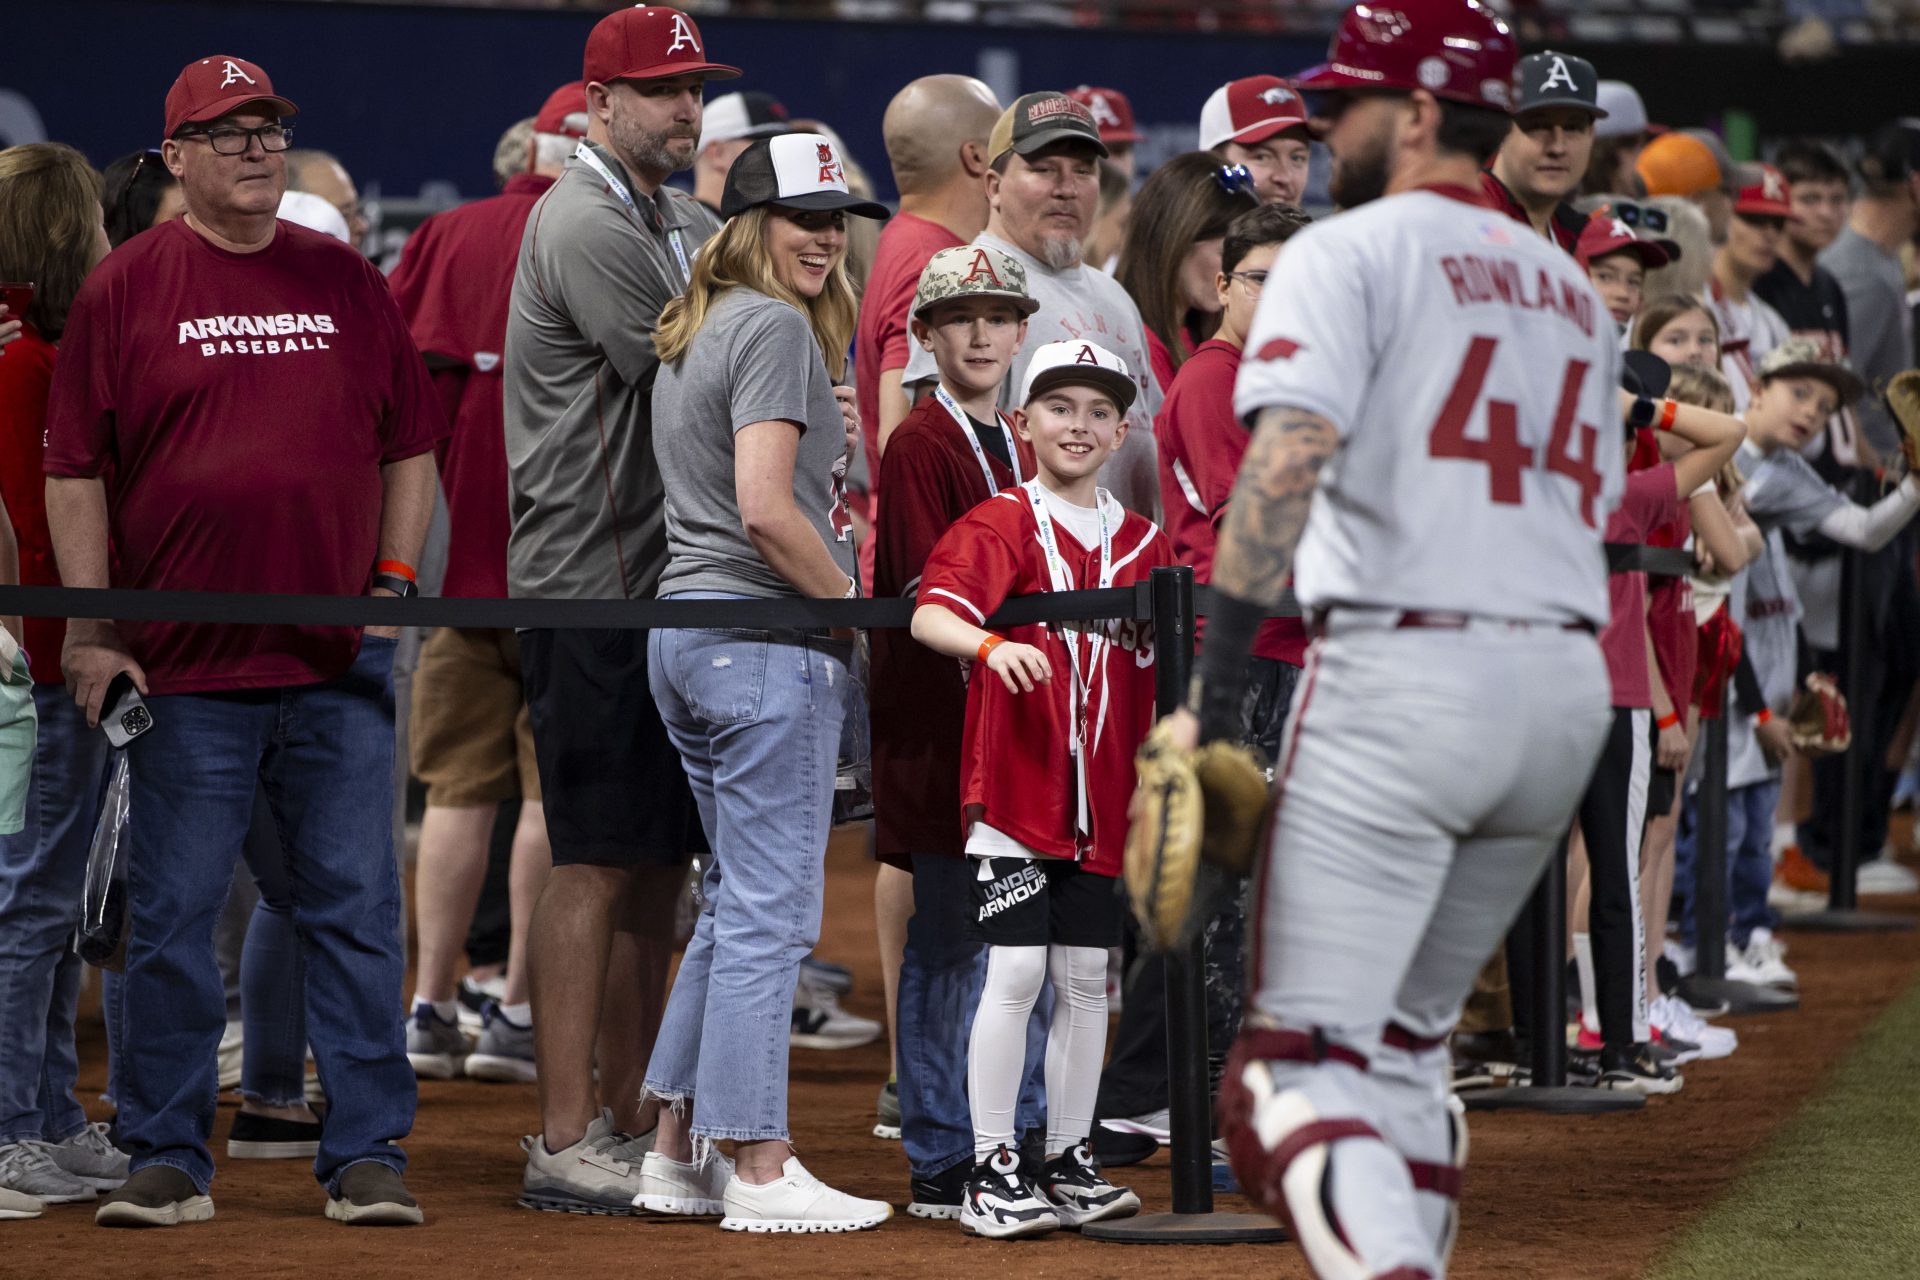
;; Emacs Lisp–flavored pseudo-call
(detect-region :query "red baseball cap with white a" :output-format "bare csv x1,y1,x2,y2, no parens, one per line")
1733,163,1794,218
1068,86,1143,145
534,82,590,139
164,55,297,138
1199,76,1308,152
583,6,740,86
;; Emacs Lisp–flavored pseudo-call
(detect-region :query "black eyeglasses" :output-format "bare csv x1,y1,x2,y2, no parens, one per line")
1610,199,1669,234
1226,269,1269,289
1215,164,1258,201
175,123,294,155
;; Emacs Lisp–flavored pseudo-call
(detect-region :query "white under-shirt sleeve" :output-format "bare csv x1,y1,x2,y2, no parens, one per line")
1814,474,1920,552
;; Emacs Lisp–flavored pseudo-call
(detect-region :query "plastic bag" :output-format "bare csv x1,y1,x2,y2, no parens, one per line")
76,751,131,972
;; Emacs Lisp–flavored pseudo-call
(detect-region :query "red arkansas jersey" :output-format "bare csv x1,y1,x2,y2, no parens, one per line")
869,394,1037,866
917,488,1172,875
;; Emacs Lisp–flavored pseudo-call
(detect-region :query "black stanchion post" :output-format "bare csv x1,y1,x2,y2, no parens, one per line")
1680,714,1796,1011
1085,566,1286,1245
1783,549,1913,934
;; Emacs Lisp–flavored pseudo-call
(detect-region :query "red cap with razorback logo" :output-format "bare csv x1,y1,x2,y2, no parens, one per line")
1294,0,1517,113
1733,163,1794,218
1575,210,1676,270
1068,86,1143,145
583,6,741,86
1199,76,1309,151
164,56,298,138
534,82,590,139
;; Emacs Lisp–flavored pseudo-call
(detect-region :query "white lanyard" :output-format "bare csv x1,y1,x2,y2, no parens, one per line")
1023,479,1112,841
932,384,1020,496
574,142,692,285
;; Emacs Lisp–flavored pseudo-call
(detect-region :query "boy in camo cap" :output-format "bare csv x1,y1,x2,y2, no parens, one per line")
868,241,1039,1220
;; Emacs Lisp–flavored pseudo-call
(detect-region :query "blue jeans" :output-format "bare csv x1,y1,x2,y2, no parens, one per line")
897,852,1045,1178
117,637,414,1192
644,607,848,1142
1675,778,1781,948
0,689,111,1144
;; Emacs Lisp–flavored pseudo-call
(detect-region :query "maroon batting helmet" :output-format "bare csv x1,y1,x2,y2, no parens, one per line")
1294,0,1518,113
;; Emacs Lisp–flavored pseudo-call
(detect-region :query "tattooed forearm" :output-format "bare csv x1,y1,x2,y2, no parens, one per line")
1213,407,1337,608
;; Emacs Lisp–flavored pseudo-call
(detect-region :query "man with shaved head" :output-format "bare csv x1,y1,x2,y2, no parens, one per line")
285,148,368,250
850,70,1000,1181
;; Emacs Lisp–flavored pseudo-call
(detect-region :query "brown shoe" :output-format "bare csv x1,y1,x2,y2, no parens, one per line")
325,1162,423,1226
95,1165,214,1228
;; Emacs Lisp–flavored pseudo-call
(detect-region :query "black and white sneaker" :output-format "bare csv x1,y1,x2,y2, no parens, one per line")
1598,1044,1683,1096
1037,1141,1140,1228
958,1145,1059,1239
907,1160,967,1220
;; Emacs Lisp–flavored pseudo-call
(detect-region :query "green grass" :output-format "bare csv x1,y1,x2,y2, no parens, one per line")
1651,979,1920,1279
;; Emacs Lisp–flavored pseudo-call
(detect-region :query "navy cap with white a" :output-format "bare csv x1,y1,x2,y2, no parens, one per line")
1511,51,1607,118
720,132,891,220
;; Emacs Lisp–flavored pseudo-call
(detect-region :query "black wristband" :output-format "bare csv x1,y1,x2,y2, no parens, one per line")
1627,394,1658,431
1188,588,1265,743
370,572,418,599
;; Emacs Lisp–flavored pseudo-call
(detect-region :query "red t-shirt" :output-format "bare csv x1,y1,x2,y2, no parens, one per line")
870,393,1036,867
1599,461,1680,709
917,488,1172,875
1153,338,1306,665
0,321,68,681
1628,429,1699,712
43,218,442,694
853,212,963,486
388,172,553,599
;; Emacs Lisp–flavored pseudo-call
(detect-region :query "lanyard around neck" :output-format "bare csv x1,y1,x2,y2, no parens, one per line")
932,384,1021,495
573,142,692,286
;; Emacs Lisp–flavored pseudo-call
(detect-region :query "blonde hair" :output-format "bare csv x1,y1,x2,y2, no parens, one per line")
655,205,858,380
1667,363,1735,414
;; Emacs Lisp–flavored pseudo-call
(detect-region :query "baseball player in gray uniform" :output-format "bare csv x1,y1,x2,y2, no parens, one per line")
1159,2,1633,1276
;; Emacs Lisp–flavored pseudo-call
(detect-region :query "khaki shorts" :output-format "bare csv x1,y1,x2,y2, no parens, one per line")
409,627,541,807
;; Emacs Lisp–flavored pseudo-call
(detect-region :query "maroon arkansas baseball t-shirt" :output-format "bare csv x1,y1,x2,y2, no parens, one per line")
389,172,554,598
45,217,441,694
854,212,964,479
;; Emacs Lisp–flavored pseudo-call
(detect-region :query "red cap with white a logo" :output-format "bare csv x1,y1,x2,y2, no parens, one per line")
583,6,740,86
1199,76,1308,152
164,56,297,138
1733,163,1794,218
1068,86,1143,145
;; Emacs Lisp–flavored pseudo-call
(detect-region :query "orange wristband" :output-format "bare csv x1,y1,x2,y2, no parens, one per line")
1755,707,1773,726
375,559,417,583
976,635,1004,663
1657,711,1680,731
1657,399,1679,432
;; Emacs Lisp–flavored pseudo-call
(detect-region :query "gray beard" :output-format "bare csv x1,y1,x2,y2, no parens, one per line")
610,115,695,177
1038,233,1084,270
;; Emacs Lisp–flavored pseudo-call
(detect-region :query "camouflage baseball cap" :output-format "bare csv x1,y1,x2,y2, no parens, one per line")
1756,337,1864,404
911,244,1041,320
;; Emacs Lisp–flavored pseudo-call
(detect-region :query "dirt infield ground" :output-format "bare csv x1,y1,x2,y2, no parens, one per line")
21,831,1920,1279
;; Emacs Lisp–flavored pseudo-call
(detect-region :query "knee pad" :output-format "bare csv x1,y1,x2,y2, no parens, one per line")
1369,1032,1466,1264
1219,1034,1434,1280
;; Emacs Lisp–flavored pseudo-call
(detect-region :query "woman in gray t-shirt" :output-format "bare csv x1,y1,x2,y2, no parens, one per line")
640,134,891,1231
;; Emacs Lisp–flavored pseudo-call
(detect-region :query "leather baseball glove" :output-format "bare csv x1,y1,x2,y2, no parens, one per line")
1124,721,1271,951
1788,671,1851,756
1888,369,1920,472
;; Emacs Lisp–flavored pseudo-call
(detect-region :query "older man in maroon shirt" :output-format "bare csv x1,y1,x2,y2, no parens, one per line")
44,55,439,1228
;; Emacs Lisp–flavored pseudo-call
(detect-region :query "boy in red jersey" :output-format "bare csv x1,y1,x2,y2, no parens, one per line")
912,339,1169,1238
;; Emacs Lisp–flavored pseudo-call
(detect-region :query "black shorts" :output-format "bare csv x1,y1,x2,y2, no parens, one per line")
519,628,704,868
970,855,1125,948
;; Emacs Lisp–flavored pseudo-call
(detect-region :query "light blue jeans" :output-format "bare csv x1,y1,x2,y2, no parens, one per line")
644,601,849,1142
0,688,111,1144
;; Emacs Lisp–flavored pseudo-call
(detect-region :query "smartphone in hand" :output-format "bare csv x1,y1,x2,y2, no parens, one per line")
101,672,154,748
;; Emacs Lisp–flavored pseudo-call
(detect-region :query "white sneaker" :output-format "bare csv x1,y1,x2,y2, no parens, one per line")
518,1113,642,1216
633,1147,733,1216
596,1114,656,1165
0,1186,40,1219
217,1021,244,1091
1739,929,1797,989
1857,856,1919,895
720,1157,892,1233
1098,1108,1170,1144
1662,938,1697,979
790,978,882,1051
1651,994,1736,1061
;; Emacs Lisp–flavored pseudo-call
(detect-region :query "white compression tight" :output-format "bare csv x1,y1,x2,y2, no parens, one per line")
967,943,1110,1159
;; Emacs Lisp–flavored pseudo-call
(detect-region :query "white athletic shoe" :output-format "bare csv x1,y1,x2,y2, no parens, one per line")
958,1145,1059,1239
1651,994,1736,1061
1857,855,1919,895
719,1157,892,1234
518,1112,643,1216
1738,928,1797,989
0,1186,41,1219
790,977,882,1051
632,1147,734,1216
1038,1141,1140,1228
